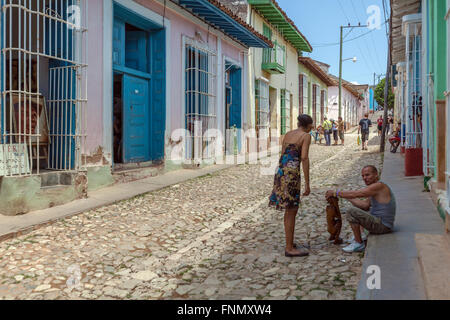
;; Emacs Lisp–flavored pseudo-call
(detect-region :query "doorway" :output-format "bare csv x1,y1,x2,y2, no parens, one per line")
112,5,166,167
224,63,242,155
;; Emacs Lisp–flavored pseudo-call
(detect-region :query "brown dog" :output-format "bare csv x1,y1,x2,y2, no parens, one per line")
326,196,343,244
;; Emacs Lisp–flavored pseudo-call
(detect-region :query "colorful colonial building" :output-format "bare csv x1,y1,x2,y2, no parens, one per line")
0,0,271,215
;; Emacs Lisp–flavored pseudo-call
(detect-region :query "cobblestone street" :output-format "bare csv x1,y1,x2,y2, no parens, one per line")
0,130,383,300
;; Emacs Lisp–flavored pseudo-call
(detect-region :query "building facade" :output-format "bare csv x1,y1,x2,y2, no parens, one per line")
354,84,370,121
298,57,333,127
390,0,449,228
246,0,312,153
327,78,363,128
0,0,271,215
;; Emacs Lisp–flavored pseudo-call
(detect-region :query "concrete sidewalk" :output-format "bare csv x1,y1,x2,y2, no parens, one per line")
0,163,234,242
356,151,445,300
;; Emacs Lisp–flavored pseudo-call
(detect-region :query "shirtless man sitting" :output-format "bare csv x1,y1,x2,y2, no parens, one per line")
325,165,396,253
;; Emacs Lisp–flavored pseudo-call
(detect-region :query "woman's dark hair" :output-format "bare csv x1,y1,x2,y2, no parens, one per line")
297,114,313,129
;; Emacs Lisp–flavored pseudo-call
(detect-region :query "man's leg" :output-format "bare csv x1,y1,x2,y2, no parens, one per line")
347,207,391,235
350,223,363,243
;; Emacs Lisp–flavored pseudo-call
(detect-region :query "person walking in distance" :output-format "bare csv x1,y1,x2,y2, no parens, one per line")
358,113,372,151
377,116,383,137
332,120,339,145
338,116,345,145
322,117,332,146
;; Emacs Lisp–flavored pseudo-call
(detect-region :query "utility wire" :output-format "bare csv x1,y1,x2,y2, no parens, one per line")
311,23,386,47
360,0,385,71
348,0,380,72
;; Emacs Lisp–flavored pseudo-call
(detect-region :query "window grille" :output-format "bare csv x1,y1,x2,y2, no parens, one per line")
315,86,320,124
280,89,290,135
255,79,269,138
405,24,422,150
299,74,303,114
299,74,308,115
423,74,435,176
312,84,320,126
320,89,326,124
0,0,88,177
184,42,217,163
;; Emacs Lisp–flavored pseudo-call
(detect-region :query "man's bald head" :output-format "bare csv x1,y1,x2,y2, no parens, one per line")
362,165,378,175
361,165,379,185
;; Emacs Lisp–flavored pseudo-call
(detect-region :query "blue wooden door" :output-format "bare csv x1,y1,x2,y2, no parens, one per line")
123,74,150,163
126,31,148,72
229,67,242,152
149,29,166,161
113,18,125,67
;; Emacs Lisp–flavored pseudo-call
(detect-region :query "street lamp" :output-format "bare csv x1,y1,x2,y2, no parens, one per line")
343,56,358,63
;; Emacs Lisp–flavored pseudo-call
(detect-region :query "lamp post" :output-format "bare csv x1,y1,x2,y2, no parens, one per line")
339,24,367,118
338,56,357,120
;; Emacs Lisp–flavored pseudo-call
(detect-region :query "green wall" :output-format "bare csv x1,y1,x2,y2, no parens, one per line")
428,0,447,178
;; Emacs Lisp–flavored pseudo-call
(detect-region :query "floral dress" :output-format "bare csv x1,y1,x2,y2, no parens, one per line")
269,144,301,210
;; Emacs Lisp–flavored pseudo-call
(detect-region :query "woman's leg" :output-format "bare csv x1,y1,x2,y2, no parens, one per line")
284,207,301,253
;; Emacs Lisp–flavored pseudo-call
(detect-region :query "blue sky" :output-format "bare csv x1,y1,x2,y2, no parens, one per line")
277,0,390,86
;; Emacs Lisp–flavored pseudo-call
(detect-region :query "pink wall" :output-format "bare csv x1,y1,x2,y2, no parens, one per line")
135,0,245,135
83,0,246,161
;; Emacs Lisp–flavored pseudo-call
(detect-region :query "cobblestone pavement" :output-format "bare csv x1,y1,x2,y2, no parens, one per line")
0,129,383,300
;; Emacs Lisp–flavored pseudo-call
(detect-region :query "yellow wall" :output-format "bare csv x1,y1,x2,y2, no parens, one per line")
247,10,300,136
298,62,329,118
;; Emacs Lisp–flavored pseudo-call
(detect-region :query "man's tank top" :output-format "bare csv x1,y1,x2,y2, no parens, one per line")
369,182,396,229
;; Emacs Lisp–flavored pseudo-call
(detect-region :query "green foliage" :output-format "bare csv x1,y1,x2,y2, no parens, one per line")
374,78,395,109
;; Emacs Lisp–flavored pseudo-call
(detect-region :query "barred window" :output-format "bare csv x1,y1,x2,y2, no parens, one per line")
185,43,217,162
299,74,308,115
281,89,291,135
312,84,318,126
0,0,88,177
320,89,326,123
255,79,269,138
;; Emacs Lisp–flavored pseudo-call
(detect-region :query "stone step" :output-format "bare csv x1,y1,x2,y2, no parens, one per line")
113,164,164,184
40,171,75,188
40,184,72,191
415,233,450,299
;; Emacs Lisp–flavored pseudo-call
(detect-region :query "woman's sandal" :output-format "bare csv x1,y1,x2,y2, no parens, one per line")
285,250,309,257
293,243,310,250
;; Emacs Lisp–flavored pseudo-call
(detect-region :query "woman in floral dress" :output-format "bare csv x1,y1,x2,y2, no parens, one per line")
269,114,313,257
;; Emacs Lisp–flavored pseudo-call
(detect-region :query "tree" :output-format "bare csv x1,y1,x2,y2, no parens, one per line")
374,78,395,109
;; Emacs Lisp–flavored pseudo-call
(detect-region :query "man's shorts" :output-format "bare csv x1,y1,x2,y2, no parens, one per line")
361,130,369,142
339,131,345,140
346,208,392,234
